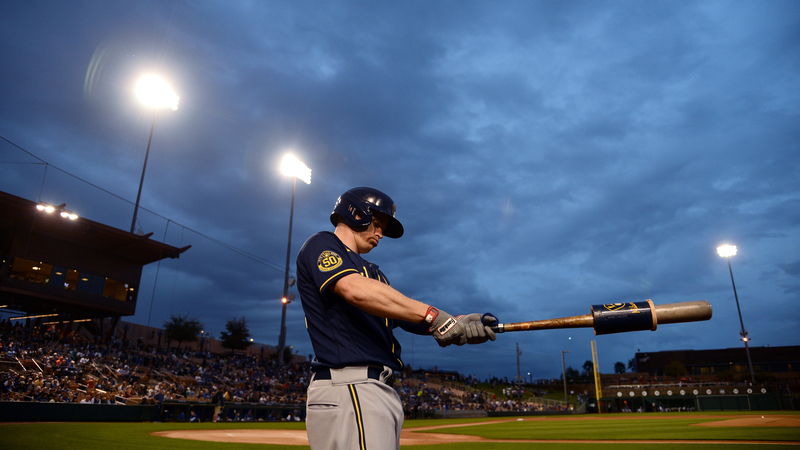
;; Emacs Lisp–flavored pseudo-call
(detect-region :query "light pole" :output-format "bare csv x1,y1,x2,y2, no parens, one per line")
130,74,179,234
717,244,756,383
561,350,571,405
277,154,311,365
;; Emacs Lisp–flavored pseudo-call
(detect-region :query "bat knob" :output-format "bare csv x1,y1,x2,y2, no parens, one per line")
482,313,503,333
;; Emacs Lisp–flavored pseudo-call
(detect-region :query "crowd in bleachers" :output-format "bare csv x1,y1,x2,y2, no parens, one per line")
0,320,310,407
1,320,565,418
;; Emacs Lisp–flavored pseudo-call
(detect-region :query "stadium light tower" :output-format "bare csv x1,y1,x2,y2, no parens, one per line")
717,244,756,383
36,202,78,220
277,154,311,365
130,74,179,234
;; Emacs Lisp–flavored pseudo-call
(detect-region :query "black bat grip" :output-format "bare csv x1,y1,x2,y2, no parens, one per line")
591,300,656,335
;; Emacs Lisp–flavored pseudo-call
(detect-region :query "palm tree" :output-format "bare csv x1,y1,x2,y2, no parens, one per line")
581,360,594,382
220,317,252,354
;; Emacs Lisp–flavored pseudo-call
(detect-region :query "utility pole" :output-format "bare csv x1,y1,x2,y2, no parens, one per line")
561,350,570,406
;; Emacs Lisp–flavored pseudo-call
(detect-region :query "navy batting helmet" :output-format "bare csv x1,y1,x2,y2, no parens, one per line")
330,187,404,238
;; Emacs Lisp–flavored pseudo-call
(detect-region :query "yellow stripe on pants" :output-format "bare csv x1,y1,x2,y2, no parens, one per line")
348,384,366,449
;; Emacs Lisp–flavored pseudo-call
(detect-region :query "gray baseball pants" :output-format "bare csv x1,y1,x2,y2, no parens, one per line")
306,366,402,450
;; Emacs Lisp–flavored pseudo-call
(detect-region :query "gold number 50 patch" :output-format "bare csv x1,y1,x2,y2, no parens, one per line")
317,250,343,272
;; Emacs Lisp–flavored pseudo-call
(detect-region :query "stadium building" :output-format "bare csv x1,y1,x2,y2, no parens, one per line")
633,346,799,387
0,190,189,338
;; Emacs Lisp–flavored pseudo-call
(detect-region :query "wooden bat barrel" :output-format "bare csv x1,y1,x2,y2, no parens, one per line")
491,300,712,334
654,300,713,325
591,300,712,335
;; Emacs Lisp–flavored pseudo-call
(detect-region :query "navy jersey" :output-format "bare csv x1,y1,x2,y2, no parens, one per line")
296,231,428,371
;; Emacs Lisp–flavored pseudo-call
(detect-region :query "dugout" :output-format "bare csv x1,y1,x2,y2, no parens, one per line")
161,400,305,422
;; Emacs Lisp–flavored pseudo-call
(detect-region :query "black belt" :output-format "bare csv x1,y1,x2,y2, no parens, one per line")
314,366,393,386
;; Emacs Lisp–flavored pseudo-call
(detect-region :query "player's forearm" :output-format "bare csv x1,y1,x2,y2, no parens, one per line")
334,274,429,322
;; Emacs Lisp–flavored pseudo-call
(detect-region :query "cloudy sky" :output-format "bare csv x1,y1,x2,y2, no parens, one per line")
2,1,798,381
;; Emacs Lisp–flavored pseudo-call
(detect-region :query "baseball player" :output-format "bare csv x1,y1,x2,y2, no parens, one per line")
296,187,497,450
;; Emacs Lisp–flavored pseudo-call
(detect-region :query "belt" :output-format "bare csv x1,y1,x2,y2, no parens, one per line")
314,366,393,386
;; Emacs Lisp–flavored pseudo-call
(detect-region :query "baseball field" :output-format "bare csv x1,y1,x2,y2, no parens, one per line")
4,411,800,449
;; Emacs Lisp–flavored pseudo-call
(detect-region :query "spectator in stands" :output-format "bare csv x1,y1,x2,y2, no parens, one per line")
153,388,165,422
211,387,224,422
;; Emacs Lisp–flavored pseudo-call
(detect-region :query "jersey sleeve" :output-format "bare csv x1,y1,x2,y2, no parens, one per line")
396,319,432,335
296,232,360,294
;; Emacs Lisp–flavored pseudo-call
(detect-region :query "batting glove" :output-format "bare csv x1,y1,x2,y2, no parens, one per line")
426,307,496,347
464,313,497,344
425,307,465,347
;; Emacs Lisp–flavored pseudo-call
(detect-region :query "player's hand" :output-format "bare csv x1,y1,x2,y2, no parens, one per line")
426,307,467,347
464,313,497,344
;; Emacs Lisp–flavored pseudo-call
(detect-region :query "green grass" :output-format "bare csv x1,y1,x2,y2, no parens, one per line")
411,412,800,442
3,412,798,450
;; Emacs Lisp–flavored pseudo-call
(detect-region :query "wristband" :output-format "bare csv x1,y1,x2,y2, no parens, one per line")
424,306,439,324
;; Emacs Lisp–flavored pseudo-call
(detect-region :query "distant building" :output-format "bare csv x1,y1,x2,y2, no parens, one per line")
0,190,189,339
633,345,799,387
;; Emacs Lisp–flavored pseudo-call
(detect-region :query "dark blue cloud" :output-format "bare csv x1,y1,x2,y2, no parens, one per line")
1,0,798,380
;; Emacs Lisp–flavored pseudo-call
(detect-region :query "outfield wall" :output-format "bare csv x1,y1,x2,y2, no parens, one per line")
0,401,305,422
598,393,792,412
486,410,574,417
2,395,794,422
0,401,154,422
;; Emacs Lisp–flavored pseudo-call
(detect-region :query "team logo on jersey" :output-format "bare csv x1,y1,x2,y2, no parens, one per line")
317,250,343,272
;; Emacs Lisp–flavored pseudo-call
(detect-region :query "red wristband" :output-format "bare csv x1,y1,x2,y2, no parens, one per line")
424,306,439,325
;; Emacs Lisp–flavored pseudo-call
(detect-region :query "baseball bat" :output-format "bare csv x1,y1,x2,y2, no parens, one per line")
490,300,712,335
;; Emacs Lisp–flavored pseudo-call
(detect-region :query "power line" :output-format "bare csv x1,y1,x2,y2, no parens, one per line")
0,134,285,273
